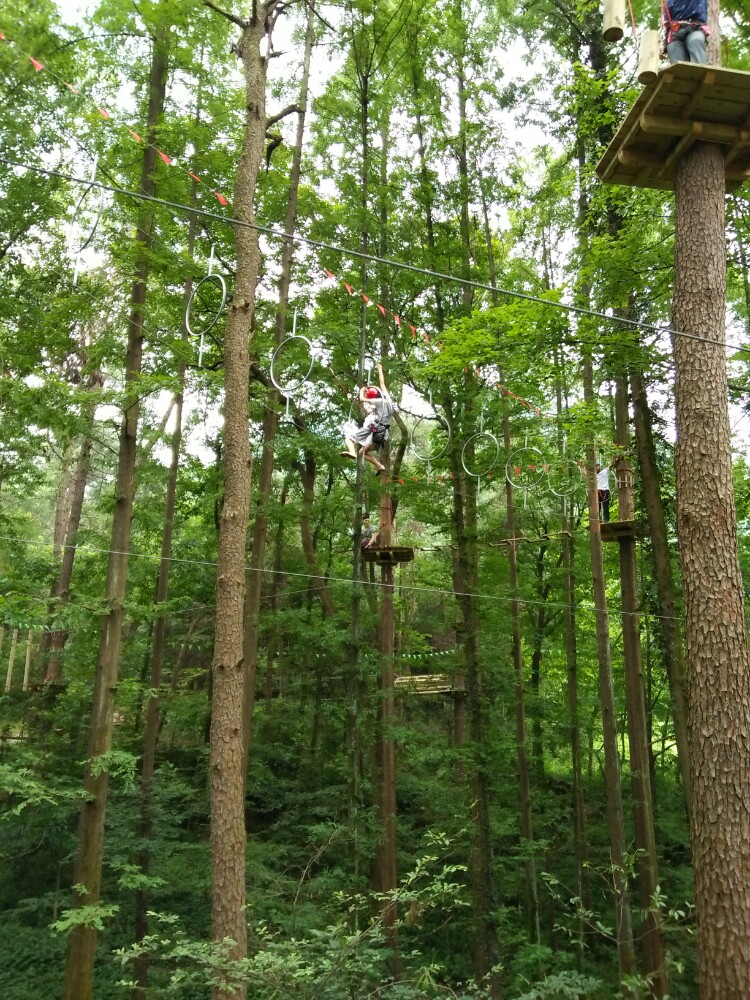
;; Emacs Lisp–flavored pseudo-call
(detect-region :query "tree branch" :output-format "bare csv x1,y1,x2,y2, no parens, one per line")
202,0,248,29
266,104,302,128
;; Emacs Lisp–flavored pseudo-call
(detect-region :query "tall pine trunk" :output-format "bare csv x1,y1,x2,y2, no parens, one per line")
61,23,169,1000
206,6,276,996
673,136,750,996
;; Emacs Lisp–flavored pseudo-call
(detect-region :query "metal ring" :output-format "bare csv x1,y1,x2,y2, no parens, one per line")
410,412,452,463
505,447,547,491
185,274,227,339
461,431,499,479
270,335,315,394
70,184,105,254
547,458,584,498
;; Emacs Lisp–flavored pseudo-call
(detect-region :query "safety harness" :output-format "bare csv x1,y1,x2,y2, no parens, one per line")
661,0,710,46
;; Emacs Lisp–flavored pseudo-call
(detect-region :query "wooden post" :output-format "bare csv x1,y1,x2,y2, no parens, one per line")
5,629,18,694
22,631,34,691
637,30,660,86
602,0,625,42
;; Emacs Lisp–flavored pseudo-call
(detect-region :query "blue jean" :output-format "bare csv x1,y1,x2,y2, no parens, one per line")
667,25,707,64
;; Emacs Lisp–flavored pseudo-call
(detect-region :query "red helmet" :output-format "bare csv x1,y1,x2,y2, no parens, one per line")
364,387,380,399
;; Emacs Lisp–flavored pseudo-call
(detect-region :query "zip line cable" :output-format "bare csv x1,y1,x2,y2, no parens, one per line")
3,156,749,359
0,533,683,623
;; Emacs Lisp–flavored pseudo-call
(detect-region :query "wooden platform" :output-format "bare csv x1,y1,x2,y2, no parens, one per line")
362,546,414,565
596,63,750,192
600,519,641,542
394,673,465,695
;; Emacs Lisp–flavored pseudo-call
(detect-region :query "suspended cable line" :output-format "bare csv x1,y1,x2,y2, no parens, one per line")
3,156,749,357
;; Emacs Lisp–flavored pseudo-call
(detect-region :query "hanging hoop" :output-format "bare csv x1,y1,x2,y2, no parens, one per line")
505,447,547,491
410,412,452,463
70,185,105,254
185,245,228,341
547,458,584,498
270,335,315,394
461,431,499,479
69,156,105,285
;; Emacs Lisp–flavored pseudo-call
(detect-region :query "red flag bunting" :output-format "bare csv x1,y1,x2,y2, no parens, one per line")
377,304,386,317
214,191,229,206
29,56,44,71
157,150,172,165
398,478,405,486
128,128,142,142
97,106,111,119
188,171,202,183
394,315,401,326
409,324,416,337
344,283,353,296
0,32,6,40
64,82,80,94
424,333,431,343
362,294,370,304
325,269,334,279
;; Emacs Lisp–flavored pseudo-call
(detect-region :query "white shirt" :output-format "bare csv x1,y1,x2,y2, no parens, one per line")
597,467,610,491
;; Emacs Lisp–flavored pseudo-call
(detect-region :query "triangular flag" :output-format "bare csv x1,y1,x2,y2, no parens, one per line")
64,82,80,94
409,324,416,337
377,304,386,317
344,283,353,296
424,333,431,343
362,294,370,304
188,171,202,183
97,106,111,120
0,32,7,40
214,191,229,206
29,56,44,71
128,128,142,142
157,150,172,165
325,269,334,279
393,315,401,326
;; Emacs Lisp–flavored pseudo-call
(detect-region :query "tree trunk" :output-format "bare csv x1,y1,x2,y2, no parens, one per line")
673,137,750,998
61,23,169,1000
614,378,667,998
131,162,199,996
207,8,276,997
42,376,101,684
582,358,636,987
449,403,502,999
629,368,691,816
242,2,314,768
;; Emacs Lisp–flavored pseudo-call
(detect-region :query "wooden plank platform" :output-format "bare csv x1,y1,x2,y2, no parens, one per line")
600,519,641,542
394,673,465,695
362,546,415,565
596,62,750,192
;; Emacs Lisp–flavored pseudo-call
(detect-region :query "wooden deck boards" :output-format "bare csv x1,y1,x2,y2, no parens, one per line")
597,63,750,191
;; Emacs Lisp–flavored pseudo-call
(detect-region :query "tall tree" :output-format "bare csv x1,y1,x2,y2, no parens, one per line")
672,10,750,994
62,12,171,998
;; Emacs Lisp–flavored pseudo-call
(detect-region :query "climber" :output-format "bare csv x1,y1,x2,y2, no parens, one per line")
341,363,394,475
662,0,708,64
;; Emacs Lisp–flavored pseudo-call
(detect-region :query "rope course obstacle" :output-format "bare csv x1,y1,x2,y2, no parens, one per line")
185,244,227,367
68,154,105,285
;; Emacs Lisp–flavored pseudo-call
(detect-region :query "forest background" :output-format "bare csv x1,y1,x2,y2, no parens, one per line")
1,0,750,997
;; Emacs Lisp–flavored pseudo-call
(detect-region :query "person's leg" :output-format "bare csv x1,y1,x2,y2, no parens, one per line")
603,491,611,522
666,31,689,63
685,28,707,64
360,447,385,473
341,435,357,458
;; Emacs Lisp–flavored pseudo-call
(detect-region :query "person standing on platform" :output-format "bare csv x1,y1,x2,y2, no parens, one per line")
662,0,709,64
596,462,613,522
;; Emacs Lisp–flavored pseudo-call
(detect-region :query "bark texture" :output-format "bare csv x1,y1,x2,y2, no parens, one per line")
61,25,169,1000
208,8,275,997
673,141,750,998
